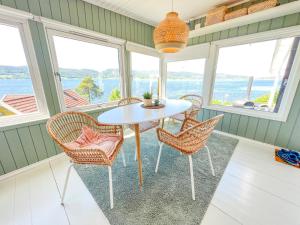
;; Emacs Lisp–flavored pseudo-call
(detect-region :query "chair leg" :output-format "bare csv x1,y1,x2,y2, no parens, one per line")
205,145,215,176
120,148,126,167
155,143,163,173
188,155,195,201
108,166,114,209
61,163,73,205
134,147,137,161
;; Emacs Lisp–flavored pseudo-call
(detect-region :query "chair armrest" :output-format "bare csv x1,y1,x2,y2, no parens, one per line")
156,128,180,145
65,148,110,164
93,123,123,137
180,117,202,131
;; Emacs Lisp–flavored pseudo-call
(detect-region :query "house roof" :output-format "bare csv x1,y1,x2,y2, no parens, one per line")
1,89,88,114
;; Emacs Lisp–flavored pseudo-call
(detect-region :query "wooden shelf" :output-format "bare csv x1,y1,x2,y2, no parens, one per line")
189,1,300,38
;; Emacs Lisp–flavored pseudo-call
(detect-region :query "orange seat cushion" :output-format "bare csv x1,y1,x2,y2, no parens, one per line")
65,126,121,159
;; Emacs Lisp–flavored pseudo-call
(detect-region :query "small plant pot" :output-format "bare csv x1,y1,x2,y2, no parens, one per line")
143,99,153,107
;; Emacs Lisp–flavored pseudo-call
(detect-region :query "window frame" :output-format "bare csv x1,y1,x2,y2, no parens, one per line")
204,26,300,122
162,43,210,99
46,28,126,112
126,45,162,98
0,16,49,127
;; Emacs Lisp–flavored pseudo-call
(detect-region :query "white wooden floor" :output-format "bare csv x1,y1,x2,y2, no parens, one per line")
1,134,300,225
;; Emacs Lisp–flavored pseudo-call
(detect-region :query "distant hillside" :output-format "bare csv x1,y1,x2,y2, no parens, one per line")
0,66,29,79
1,65,274,80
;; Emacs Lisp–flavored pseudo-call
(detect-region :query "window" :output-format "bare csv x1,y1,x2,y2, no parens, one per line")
211,36,300,115
48,30,123,111
166,59,205,99
0,20,47,123
131,52,160,98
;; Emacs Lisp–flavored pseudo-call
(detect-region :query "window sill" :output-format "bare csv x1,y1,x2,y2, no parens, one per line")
65,101,119,114
0,113,50,131
204,105,287,122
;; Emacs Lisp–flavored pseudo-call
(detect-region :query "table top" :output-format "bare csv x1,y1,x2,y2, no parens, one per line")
98,99,192,125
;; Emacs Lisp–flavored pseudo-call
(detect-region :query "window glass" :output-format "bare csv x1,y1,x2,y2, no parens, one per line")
131,52,160,98
212,37,299,113
0,24,38,117
166,59,205,99
52,35,121,108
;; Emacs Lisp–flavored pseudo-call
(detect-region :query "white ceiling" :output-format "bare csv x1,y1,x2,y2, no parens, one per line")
85,0,245,26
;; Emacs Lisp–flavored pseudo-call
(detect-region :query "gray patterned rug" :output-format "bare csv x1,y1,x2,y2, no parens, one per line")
75,123,239,225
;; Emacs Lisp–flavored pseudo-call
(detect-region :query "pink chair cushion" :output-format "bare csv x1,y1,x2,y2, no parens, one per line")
65,126,121,159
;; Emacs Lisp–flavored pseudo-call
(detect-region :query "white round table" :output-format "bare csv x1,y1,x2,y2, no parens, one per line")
98,99,192,188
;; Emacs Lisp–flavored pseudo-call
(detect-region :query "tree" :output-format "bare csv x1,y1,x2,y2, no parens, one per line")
109,88,121,101
75,76,102,102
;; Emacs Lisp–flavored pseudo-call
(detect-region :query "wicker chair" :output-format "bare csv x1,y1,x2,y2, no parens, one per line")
118,97,160,160
46,111,125,209
171,94,203,122
155,114,223,200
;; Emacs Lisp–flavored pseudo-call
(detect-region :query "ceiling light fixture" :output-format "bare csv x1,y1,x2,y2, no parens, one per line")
153,0,189,53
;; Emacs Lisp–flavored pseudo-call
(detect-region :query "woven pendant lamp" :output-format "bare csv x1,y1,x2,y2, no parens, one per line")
153,1,189,53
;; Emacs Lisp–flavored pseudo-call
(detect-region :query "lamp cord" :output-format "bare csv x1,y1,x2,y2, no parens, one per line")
171,0,174,11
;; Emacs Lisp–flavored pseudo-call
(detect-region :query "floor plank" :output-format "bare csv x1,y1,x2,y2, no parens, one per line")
28,163,69,225
49,156,110,225
201,204,242,225
0,178,15,225
1,134,300,225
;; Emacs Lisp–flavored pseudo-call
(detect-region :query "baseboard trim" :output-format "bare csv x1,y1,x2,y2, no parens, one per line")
0,153,65,182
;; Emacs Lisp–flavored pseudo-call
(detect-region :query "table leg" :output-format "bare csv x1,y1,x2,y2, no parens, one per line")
134,123,143,189
161,118,165,129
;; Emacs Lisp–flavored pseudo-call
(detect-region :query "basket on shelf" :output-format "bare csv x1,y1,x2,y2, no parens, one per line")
205,6,228,26
248,0,278,14
224,8,248,21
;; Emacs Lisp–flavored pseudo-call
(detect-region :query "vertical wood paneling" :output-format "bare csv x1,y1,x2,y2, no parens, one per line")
228,114,240,135
4,130,28,168
215,111,224,130
28,0,41,16
275,86,300,147
221,113,232,133
49,0,62,21
68,0,79,26
110,11,117,37
91,4,99,32
77,0,86,28
39,0,52,18
59,0,71,24
254,119,269,142
245,117,259,139
264,121,281,145
17,127,38,164
40,124,57,157
104,9,111,35
0,132,16,173
236,115,249,137
14,0,29,12
84,2,93,30
1,0,16,8
98,7,106,34
29,125,48,160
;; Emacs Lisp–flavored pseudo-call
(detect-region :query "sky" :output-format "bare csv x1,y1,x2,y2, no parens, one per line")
216,38,293,78
0,23,294,78
168,58,206,74
0,24,28,66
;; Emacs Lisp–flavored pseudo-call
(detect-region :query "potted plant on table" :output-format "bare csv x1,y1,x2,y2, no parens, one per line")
143,92,153,107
